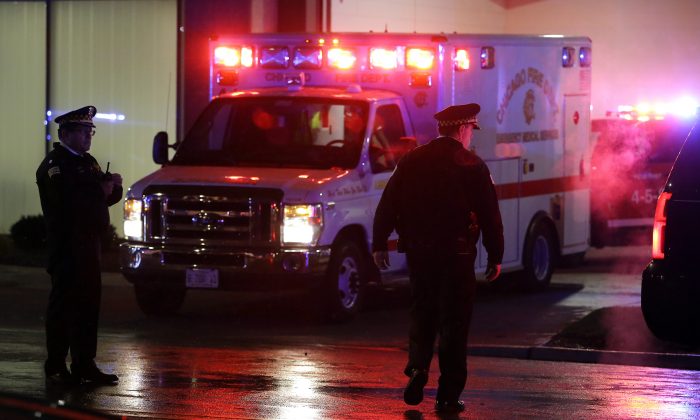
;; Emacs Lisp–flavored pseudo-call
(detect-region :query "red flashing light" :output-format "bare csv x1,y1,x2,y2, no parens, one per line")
215,46,253,68
328,48,356,69
370,48,398,70
406,48,434,70
454,49,470,71
652,192,672,259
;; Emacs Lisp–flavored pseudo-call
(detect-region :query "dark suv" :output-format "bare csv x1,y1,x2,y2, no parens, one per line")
641,121,700,343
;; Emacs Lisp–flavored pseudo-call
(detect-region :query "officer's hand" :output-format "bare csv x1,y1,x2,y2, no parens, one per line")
100,180,115,197
373,251,390,270
485,263,501,282
111,173,123,187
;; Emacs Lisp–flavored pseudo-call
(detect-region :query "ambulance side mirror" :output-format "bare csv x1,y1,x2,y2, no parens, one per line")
153,131,171,164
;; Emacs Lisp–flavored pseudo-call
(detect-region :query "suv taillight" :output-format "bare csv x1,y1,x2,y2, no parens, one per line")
652,192,672,259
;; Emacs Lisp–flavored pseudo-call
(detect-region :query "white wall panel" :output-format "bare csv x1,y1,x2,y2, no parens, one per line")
330,0,505,33
0,2,46,233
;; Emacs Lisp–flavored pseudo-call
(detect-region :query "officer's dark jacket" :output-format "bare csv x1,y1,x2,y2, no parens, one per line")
372,136,504,265
36,143,123,273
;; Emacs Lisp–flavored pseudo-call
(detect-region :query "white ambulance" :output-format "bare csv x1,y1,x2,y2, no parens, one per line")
120,33,592,320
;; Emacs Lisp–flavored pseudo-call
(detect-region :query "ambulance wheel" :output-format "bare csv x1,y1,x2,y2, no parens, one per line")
321,239,366,322
522,222,556,291
134,282,186,316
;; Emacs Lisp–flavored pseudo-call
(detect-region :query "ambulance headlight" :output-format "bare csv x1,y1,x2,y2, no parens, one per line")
123,198,143,240
282,204,323,245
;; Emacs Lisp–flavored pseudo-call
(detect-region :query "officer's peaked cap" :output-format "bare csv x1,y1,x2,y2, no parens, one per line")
434,103,481,130
55,105,97,128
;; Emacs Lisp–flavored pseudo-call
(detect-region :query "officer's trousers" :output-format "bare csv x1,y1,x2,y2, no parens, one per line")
404,250,477,402
45,240,102,365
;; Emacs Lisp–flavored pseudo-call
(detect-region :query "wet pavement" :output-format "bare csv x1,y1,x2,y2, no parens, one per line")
1,246,700,418
2,329,700,419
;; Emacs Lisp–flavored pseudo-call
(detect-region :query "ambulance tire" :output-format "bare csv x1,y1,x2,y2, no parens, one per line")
134,282,186,316
321,239,366,323
521,221,556,291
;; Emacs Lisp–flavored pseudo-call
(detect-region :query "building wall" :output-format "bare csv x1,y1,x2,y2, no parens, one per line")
503,0,700,117
330,0,700,117
0,2,48,234
0,0,177,236
330,0,506,33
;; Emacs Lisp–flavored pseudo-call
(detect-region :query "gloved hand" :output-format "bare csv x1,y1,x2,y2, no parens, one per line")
485,263,501,281
373,251,390,270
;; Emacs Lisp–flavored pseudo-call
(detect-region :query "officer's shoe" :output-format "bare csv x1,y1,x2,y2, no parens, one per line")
434,400,465,413
44,360,73,385
71,360,118,385
403,368,429,405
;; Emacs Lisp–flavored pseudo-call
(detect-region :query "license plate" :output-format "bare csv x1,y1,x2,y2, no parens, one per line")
185,268,219,289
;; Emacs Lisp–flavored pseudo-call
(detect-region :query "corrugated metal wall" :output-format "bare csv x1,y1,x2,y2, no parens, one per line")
0,0,176,236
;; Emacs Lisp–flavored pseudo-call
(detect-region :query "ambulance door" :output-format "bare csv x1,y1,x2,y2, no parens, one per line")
367,100,412,273
562,94,590,248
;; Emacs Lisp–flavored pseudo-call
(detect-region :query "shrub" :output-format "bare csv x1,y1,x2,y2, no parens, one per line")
10,214,120,251
10,215,47,250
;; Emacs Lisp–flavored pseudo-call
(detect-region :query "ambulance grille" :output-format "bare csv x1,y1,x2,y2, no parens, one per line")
142,186,282,246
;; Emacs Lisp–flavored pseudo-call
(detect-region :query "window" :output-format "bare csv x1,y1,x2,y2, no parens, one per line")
369,104,407,173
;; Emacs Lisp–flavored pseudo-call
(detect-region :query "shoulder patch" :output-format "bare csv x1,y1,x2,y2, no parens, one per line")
48,166,61,178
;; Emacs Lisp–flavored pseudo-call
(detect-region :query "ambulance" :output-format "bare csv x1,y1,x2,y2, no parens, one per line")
119,33,592,320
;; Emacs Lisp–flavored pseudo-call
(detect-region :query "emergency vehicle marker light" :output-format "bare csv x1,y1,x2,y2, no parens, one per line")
480,47,495,69
579,47,592,67
562,47,575,68
328,48,357,70
406,48,434,70
454,49,470,71
260,47,290,69
369,48,399,70
216,70,238,86
409,73,432,88
293,46,323,69
652,192,672,259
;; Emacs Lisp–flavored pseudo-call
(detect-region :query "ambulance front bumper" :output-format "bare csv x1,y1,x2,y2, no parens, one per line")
119,242,331,290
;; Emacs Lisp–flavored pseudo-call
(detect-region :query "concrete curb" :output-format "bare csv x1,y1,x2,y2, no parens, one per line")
469,344,700,371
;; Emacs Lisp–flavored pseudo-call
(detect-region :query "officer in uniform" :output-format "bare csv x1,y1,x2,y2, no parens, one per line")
372,103,504,413
36,105,123,385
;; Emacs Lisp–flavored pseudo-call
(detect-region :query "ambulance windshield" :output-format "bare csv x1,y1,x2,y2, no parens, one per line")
172,97,368,169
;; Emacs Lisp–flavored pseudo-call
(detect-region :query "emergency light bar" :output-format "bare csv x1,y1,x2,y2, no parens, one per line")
616,97,699,121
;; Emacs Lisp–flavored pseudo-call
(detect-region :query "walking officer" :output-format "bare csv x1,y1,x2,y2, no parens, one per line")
36,105,123,385
372,103,504,413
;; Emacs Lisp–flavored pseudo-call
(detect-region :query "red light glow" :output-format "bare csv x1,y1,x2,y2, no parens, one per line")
328,48,357,69
406,48,434,70
370,48,398,70
652,192,672,259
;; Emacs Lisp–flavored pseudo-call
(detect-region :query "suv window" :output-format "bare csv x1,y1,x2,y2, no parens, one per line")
669,123,700,194
370,104,406,173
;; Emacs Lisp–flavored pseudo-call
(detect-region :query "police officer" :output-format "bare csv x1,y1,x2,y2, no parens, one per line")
372,103,504,413
36,105,123,385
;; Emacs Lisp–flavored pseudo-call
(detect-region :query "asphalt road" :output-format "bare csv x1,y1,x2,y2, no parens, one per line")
1,245,699,418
